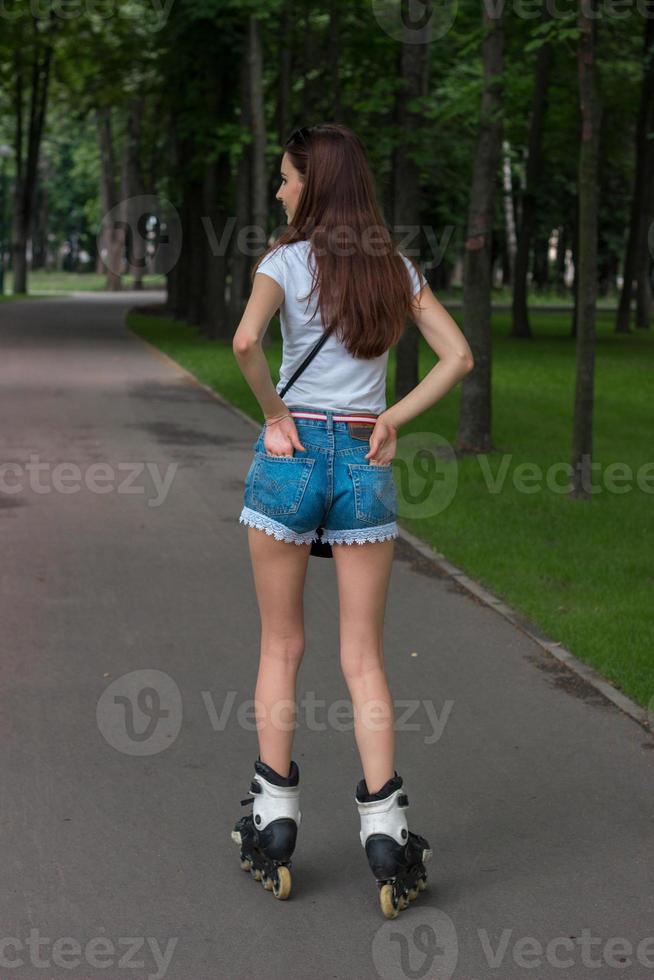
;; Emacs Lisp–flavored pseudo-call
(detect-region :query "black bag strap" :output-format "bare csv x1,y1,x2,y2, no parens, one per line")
278,326,333,399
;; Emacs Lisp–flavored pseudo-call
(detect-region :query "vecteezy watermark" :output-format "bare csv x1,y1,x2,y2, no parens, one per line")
99,195,182,278
494,0,654,20
372,0,653,43
0,0,177,32
372,907,459,980
371,911,654,980
393,431,459,520
202,215,454,269
0,455,178,507
472,455,654,496
97,670,184,755
202,690,454,745
372,0,458,43
97,671,454,755
477,927,654,970
389,434,654,520
0,929,178,980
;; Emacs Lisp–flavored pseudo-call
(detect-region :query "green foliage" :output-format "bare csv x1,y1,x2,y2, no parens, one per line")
0,0,648,290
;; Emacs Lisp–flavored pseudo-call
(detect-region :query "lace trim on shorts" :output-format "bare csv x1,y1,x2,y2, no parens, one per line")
319,523,399,546
239,507,316,545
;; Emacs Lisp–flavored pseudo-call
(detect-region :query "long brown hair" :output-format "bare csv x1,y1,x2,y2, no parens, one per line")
251,123,425,359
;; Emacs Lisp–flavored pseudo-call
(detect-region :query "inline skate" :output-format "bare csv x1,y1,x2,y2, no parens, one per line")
355,770,432,919
231,757,301,901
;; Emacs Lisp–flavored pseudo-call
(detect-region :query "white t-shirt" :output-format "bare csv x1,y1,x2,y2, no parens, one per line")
255,240,427,415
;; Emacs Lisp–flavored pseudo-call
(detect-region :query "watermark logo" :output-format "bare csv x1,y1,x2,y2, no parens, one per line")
371,906,458,980
97,676,454,754
394,431,458,519
0,454,178,507
97,669,183,755
99,195,182,278
0,0,177,32
371,0,458,43
0,929,178,980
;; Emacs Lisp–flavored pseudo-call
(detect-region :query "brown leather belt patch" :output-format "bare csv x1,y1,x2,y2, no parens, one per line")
348,422,375,441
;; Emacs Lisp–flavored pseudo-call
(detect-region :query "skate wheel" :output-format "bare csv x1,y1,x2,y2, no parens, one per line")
379,883,399,919
417,875,427,891
262,874,274,891
397,892,409,910
408,887,419,901
240,858,252,871
250,867,262,881
272,865,291,900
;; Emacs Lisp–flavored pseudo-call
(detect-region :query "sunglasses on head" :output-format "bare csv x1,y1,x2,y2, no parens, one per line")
289,126,311,148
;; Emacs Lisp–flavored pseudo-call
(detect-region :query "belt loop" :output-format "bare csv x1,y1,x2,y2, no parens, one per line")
326,408,333,434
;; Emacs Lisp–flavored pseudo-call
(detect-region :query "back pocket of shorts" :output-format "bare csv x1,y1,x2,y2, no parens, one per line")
348,462,397,525
250,454,315,517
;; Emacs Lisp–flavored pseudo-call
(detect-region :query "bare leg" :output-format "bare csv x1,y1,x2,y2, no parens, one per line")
332,538,396,794
246,527,312,777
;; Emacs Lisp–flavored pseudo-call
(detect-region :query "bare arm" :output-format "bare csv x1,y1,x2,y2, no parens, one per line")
232,272,290,420
381,285,474,431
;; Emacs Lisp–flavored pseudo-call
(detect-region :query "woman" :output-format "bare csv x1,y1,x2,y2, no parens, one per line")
231,123,474,918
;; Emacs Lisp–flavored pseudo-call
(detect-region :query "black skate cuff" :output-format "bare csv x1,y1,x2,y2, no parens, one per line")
254,757,300,786
356,771,403,802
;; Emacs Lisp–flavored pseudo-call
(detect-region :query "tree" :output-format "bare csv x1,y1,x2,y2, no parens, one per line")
570,0,601,499
457,4,504,454
616,13,654,334
392,0,433,404
511,6,552,338
10,9,57,294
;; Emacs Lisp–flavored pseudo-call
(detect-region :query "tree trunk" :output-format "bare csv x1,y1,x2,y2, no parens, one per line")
501,139,516,286
571,0,601,499
228,45,253,333
635,167,653,329
392,2,432,404
511,18,552,337
249,15,267,251
186,175,206,326
554,224,567,295
32,160,48,271
328,0,342,121
204,151,231,340
277,0,293,142
97,106,124,291
457,3,504,454
11,17,55,294
122,98,146,289
570,189,579,335
615,15,654,334
165,122,182,315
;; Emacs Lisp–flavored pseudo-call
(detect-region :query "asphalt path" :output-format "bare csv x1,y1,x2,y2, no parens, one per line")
0,292,652,980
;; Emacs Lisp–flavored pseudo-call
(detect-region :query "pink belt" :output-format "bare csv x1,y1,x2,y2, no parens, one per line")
289,410,378,424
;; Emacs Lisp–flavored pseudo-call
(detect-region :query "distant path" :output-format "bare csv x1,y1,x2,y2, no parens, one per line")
0,293,652,980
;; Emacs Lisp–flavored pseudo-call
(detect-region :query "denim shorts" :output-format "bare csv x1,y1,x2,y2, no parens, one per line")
239,403,399,546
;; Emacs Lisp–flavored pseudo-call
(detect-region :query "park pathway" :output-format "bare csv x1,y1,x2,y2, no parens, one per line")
0,293,652,980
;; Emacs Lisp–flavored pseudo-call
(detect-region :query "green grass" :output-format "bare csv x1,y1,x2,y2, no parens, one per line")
126,306,654,710
438,284,628,308
0,269,623,308
2,269,166,294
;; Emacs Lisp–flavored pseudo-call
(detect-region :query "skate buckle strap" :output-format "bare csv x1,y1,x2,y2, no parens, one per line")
240,780,262,806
